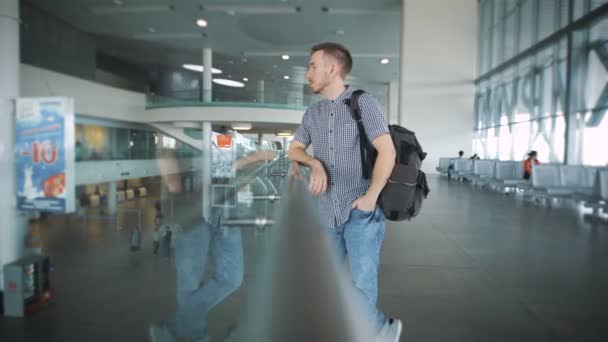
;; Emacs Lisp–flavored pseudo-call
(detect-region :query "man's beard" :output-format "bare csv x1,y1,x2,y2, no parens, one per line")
309,80,325,94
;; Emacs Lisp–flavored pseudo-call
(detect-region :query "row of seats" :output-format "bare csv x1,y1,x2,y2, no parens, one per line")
87,187,148,208
437,158,608,218
437,158,527,191
531,164,598,197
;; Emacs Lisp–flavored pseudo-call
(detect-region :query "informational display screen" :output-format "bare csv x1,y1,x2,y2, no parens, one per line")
15,97,75,213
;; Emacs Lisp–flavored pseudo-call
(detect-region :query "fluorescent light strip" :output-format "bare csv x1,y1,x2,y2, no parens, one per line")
183,64,223,74
213,78,245,88
232,123,252,130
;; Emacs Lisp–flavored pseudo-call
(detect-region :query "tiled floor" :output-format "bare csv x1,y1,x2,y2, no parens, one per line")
1,174,607,341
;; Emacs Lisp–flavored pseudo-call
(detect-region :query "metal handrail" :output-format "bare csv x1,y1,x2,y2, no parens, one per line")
233,174,375,341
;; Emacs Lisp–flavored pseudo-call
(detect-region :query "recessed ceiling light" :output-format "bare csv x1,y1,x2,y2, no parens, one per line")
284,75,290,80
112,0,124,6
281,54,290,60
182,64,222,74
243,77,248,81
148,27,156,33
232,123,252,130
213,78,245,88
196,19,208,28
380,58,389,64
335,29,345,36
276,131,292,137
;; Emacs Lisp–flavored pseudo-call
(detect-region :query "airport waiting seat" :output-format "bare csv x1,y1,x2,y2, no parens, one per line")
126,189,135,200
470,160,496,187
436,158,453,175
532,165,597,196
580,167,601,196
528,164,594,207
530,164,570,195
453,159,474,180
581,168,608,221
601,169,608,201
138,187,147,197
560,165,597,196
489,161,526,192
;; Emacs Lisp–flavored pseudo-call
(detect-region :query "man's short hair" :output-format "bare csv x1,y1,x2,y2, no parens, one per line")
311,42,353,78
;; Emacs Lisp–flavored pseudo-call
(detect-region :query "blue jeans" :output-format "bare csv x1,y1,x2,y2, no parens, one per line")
325,206,387,332
168,221,244,340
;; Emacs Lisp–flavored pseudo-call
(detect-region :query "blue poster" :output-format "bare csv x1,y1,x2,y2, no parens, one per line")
15,98,75,213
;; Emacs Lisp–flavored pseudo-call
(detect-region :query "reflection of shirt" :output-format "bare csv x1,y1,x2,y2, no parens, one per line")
293,86,389,228
191,133,256,227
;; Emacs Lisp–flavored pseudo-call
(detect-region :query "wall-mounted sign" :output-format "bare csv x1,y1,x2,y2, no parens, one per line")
15,98,75,213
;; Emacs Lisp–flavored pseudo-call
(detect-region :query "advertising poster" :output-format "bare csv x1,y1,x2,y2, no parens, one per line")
15,97,75,213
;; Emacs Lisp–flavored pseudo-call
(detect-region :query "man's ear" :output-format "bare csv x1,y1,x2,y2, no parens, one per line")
329,62,340,78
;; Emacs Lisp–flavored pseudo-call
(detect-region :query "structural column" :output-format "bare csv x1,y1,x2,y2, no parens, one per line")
201,122,212,220
396,0,477,173
107,181,117,215
202,48,212,103
287,66,307,106
257,80,265,103
397,0,407,126
0,0,27,290
388,80,399,124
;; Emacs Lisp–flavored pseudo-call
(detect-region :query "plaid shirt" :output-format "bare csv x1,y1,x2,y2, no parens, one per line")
293,86,389,228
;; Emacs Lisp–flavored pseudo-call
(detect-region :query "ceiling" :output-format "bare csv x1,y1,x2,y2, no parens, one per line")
23,0,402,87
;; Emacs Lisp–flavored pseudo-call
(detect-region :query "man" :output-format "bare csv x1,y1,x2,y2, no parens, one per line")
288,42,401,341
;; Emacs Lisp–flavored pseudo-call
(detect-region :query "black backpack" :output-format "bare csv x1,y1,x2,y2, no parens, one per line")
347,90,430,221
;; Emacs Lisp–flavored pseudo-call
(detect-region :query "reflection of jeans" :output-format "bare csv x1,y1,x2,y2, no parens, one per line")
168,221,243,340
325,206,387,332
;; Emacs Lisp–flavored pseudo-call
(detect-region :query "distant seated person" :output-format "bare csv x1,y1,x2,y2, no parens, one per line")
469,153,480,160
448,150,465,180
523,150,540,180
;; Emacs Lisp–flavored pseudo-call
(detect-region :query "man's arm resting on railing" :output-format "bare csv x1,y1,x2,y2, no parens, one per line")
235,150,277,171
288,141,327,195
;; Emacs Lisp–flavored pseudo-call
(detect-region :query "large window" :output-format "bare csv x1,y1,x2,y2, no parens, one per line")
475,0,608,166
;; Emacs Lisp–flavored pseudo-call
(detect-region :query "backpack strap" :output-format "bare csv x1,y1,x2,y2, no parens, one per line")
345,89,374,179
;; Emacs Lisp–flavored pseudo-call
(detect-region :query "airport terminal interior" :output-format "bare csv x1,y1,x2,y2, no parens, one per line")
0,0,607,341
